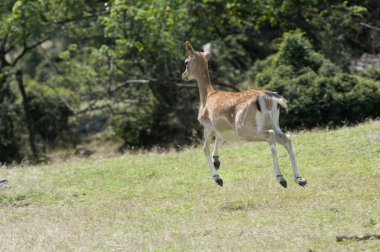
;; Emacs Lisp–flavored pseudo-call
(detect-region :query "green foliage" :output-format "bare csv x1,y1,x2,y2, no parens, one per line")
1,0,380,162
112,114,152,147
0,104,22,163
276,31,340,74
111,90,158,147
277,31,315,71
0,0,105,163
360,66,380,81
28,94,73,145
250,31,380,128
263,0,371,65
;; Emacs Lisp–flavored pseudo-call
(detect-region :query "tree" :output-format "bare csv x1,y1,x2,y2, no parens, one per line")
0,0,379,163
0,0,107,163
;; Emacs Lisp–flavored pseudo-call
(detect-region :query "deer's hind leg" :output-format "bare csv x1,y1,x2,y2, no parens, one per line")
267,130,287,188
274,129,307,187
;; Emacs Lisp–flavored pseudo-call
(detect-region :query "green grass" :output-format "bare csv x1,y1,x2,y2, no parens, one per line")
1,121,379,251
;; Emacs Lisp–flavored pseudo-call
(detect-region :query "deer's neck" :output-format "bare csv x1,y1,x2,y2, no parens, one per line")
196,68,215,106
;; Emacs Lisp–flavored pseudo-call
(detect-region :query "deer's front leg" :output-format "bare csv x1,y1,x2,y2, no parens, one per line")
212,136,221,170
204,129,223,186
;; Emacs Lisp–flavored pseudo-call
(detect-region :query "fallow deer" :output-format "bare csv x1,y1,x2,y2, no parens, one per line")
182,41,307,188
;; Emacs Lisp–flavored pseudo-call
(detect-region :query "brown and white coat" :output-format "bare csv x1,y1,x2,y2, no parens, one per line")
182,41,307,187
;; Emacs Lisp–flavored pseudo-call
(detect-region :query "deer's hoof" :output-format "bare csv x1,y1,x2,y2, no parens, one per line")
213,175,223,187
280,178,287,188
213,156,220,170
213,160,220,170
277,175,287,188
296,177,307,187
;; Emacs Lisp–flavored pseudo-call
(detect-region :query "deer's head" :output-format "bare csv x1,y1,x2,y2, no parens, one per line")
182,41,211,81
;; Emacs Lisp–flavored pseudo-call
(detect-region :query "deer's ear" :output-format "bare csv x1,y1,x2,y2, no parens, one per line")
185,41,194,56
202,43,211,60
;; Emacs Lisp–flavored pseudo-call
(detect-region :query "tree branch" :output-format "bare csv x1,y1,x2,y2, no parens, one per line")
10,38,50,66
54,10,110,25
359,22,380,32
336,233,380,242
75,102,114,115
1,34,9,52
45,82,77,115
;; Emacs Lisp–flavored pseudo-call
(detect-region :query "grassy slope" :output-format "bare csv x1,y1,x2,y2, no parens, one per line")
1,121,379,251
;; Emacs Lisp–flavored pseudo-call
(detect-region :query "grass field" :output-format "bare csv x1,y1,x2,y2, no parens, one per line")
1,121,379,251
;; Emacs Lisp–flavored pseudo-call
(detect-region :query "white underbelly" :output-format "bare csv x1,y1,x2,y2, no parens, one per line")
216,130,241,142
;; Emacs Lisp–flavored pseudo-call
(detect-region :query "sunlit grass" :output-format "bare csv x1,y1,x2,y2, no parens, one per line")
1,121,379,251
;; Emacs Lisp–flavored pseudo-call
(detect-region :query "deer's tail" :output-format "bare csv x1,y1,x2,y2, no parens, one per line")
257,91,288,129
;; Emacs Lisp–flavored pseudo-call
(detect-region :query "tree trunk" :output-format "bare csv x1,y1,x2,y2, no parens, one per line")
15,70,38,158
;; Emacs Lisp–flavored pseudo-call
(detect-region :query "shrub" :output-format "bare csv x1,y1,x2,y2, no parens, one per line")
0,110,22,164
28,94,73,145
112,113,154,148
276,31,316,72
249,31,380,129
360,66,380,81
